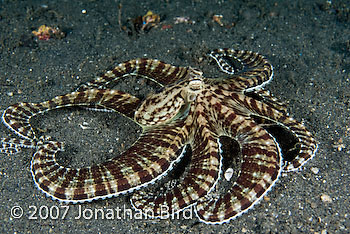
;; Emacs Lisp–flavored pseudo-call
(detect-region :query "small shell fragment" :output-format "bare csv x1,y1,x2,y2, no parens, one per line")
310,167,319,174
320,194,332,203
224,168,234,181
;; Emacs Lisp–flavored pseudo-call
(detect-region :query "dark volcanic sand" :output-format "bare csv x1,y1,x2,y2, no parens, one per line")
0,0,349,233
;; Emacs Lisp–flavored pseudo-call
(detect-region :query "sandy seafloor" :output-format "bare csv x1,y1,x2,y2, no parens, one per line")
0,0,349,233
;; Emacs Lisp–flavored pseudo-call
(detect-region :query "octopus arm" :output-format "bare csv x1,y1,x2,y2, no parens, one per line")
30,120,190,203
227,93,317,171
210,48,273,91
77,59,190,91
195,116,282,224
1,89,141,140
130,125,221,217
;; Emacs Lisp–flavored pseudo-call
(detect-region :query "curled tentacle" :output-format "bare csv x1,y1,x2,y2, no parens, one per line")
209,48,273,91
77,59,190,91
196,116,281,224
31,121,190,203
1,89,140,140
131,124,221,217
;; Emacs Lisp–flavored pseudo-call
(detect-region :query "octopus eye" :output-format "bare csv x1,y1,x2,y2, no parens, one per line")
188,79,203,91
187,93,197,102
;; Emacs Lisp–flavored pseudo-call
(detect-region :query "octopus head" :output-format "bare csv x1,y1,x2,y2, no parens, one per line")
134,67,204,127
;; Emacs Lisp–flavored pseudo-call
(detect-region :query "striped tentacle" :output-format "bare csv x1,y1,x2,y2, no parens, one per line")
274,117,317,171
31,120,190,203
0,142,20,155
131,121,221,217
0,137,37,154
246,89,288,113
2,102,41,140
209,48,273,91
2,89,140,140
77,59,190,91
224,92,317,171
195,108,281,224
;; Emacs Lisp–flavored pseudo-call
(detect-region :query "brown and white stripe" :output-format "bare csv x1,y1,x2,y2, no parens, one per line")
31,120,191,203
77,59,190,91
131,104,222,217
2,89,140,140
195,109,282,224
222,92,317,171
209,48,274,91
